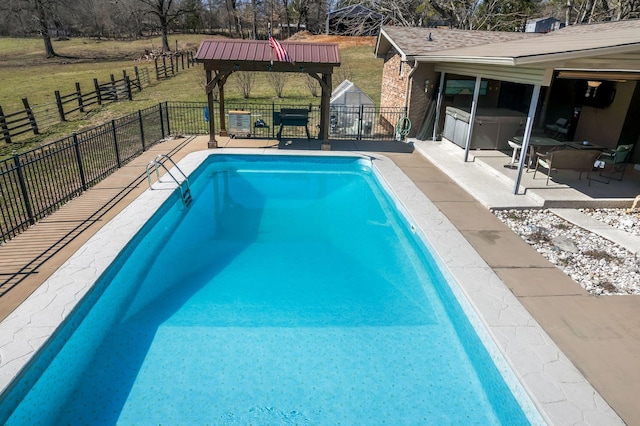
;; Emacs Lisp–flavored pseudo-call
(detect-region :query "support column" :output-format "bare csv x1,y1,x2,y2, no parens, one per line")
463,76,482,162
319,73,332,150
432,72,446,141
206,69,218,148
218,75,228,136
513,84,542,194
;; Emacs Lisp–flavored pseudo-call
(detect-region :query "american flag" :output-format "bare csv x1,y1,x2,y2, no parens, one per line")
269,33,293,63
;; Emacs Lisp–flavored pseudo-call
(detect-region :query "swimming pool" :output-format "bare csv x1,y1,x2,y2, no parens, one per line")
0,150,620,424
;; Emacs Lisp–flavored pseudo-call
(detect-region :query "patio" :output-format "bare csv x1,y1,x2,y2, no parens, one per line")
414,138,640,209
0,135,639,424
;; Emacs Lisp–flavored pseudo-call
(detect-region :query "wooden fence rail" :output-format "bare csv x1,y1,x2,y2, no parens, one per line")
1,54,192,145
0,99,39,143
154,51,194,81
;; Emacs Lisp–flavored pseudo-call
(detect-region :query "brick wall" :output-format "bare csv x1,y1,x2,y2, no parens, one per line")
379,47,439,138
380,48,407,110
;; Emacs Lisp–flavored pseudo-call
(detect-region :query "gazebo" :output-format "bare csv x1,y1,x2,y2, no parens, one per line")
195,39,341,149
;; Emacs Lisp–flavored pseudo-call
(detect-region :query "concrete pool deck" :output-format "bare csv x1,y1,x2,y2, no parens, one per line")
0,135,638,424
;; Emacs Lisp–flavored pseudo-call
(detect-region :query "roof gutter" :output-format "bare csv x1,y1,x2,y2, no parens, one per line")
415,42,640,67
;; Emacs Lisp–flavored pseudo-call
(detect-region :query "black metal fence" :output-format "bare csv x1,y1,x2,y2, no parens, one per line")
0,104,165,243
1,101,406,243
167,101,408,141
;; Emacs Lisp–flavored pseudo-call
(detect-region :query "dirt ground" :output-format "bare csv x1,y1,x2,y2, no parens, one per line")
288,31,377,48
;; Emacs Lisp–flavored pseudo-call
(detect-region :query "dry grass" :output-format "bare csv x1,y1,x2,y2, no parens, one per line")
0,33,383,155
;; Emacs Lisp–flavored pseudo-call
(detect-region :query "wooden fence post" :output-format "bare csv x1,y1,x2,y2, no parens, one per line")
22,98,39,135
110,74,118,101
162,57,168,79
170,55,175,75
76,82,84,113
94,78,102,105
154,58,160,81
125,76,133,101
134,66,141,89
55,90,66,121
0,106,11,143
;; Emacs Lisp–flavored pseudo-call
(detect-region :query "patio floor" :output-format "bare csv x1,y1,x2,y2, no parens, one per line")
1,135,639,424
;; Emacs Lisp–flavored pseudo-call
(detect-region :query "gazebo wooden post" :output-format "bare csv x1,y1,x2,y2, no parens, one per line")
218,78,227,136
319,73,332,150
205,69,217,148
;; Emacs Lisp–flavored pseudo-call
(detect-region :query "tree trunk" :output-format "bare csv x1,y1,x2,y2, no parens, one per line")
283,0,291,38
34,0,56,57
565,0,572,26
251,0,258,39
160,15,170,51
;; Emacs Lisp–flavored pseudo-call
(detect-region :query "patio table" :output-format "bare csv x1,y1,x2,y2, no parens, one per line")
506,136,565,169
563,141,606,150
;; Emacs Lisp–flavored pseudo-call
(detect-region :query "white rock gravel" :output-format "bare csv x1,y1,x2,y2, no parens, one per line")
492,208,640,296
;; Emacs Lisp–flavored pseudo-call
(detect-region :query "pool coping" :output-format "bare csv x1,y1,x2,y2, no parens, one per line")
0,148,622,424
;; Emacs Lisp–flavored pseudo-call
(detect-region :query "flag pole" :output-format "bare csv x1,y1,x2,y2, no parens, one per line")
268,22,273,66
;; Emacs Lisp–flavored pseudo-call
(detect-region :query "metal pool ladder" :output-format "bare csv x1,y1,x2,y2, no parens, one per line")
146,154,193,207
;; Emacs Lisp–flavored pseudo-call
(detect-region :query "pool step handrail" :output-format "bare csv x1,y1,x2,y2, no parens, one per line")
146,154,192,207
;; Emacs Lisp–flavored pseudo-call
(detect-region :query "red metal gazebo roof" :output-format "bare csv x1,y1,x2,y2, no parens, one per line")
195,39,340,73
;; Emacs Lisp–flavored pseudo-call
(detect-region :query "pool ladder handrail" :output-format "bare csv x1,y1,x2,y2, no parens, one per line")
146,154,193,207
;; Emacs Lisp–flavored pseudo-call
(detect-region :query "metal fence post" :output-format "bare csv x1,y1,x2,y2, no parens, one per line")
13,154,35,225
54,90,66,121
159,103,165,139
112,120,122,168
357,104,363,140
138,109,146,151
22,98,39,135
72,132,87,191
164,101,171,136
271,102,275,139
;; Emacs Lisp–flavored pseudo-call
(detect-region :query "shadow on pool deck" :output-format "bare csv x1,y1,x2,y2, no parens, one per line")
1,135,639,425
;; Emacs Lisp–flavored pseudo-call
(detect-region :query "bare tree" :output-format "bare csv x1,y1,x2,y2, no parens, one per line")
33,0,57,56
234,71,256,98
305,74,319,97
267,72,289,97
136,0,193,51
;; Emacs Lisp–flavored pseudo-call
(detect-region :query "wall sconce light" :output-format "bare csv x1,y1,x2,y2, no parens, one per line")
233,63,240,70
585,80,602,97
299,66,305,72
424,79,430,93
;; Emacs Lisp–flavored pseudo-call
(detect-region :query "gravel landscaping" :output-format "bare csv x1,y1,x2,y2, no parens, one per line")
492,208,640,295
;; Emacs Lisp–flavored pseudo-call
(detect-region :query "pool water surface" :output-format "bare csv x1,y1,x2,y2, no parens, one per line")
2,154,540,424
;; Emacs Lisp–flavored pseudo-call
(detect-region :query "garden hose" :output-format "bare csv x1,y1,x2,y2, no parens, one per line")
396,116,411,140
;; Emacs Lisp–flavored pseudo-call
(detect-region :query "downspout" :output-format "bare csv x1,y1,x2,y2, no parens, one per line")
403,60,419,114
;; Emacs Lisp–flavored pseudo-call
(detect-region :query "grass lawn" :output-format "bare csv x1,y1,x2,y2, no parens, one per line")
0,33,383,155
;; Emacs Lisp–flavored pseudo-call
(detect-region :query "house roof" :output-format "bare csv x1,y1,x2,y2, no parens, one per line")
375,26,536,61
376,20,640,86
195,39,340,73
414,20,640,68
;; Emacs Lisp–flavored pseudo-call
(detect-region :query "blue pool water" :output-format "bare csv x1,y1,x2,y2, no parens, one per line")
2,154,534,424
